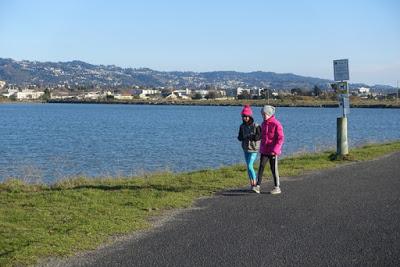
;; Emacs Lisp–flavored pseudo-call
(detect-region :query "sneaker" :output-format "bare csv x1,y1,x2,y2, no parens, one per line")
253,185,260,194
270,187,281,195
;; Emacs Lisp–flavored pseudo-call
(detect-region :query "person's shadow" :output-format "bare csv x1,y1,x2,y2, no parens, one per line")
218,189,270,196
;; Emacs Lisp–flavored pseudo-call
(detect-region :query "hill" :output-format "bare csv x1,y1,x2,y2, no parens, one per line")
0,58,392,91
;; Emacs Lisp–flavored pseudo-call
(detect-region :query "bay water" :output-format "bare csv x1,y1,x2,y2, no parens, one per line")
0,103,399,183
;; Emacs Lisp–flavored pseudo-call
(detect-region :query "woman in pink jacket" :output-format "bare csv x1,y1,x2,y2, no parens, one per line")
255,105,284,194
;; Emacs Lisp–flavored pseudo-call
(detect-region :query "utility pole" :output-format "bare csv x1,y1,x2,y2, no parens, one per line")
397,80,399,105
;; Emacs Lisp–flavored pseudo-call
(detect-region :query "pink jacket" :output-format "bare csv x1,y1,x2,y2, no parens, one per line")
259,115,284,155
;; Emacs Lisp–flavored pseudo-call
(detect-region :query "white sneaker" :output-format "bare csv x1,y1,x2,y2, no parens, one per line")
270,187,281,195
253,185,260,194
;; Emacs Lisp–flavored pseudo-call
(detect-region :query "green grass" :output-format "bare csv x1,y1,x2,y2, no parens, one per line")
1,141,400,266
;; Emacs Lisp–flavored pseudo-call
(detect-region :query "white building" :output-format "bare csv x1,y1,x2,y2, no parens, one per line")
236,87,251,96
50,90,77,99
15,89,44,100
132,89,160,99
357,87,371,98
2,89,18,98
164,91,188,99
216,90,227,97
252,87,263,97
0,80,6,89
272,91,279,97
114,93,133,100
84,91,102,100
165,92,179,99
175,88,192,96
358,87,370,94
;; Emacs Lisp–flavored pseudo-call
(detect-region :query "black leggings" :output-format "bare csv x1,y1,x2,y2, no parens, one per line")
257,154,280,187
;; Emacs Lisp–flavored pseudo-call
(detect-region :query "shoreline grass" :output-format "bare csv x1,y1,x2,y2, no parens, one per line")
1,141,400,266
48,98,400,108
1,97,400,108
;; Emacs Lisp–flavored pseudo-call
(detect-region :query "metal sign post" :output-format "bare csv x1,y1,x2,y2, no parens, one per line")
336,82,350,117
333,59,350,156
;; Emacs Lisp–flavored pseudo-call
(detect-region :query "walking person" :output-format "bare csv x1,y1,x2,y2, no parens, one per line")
237,105,261,192
255,105,284,194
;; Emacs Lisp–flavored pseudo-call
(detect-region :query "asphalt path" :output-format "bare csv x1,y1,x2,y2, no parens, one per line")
52,152,400,267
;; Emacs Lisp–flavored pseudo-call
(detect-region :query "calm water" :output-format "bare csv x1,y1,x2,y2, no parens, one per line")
0,103,399,183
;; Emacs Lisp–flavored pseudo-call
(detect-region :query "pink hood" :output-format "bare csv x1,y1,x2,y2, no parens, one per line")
259,115,284,155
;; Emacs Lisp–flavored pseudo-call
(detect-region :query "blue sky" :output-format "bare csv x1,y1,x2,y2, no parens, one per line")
0,0,399,86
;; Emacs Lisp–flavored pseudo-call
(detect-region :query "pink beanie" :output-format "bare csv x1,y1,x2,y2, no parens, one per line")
241,105,253,117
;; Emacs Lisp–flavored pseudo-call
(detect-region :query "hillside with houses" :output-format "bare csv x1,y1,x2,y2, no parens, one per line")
0,57,380,90
0,58,335,90
1,82,397,102
0,58,398,102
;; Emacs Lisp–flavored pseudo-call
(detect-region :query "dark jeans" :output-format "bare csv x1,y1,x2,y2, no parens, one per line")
257,154,280,187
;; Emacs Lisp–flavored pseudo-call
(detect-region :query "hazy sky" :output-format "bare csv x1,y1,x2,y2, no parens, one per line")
0,0,399,86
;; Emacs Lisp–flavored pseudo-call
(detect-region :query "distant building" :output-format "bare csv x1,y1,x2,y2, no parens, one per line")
84,91,102,100
236,87,250,96
0,80,6,89
165,92,179,99
2,89,18,98
357,87,371,98
358,87,370,94
132,89,160,99
193,90,209,97
166,90,191,99
251,87,263,97
15,89,44,100
114,95,134,100
216,90,227,97
174,88,192,96
50,90,78,100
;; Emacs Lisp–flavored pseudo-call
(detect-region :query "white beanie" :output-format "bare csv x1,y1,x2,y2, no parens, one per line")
262,105,275,116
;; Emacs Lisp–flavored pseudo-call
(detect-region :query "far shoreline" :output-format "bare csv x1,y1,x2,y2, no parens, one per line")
1,99,400,109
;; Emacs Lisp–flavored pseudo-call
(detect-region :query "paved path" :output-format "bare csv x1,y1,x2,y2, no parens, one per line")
61,152,400,266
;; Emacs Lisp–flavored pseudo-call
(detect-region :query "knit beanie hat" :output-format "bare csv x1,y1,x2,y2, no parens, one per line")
262,105,275,116
241,105,253,117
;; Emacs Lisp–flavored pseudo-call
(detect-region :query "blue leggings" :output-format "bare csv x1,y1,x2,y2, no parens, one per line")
244,151,257,182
